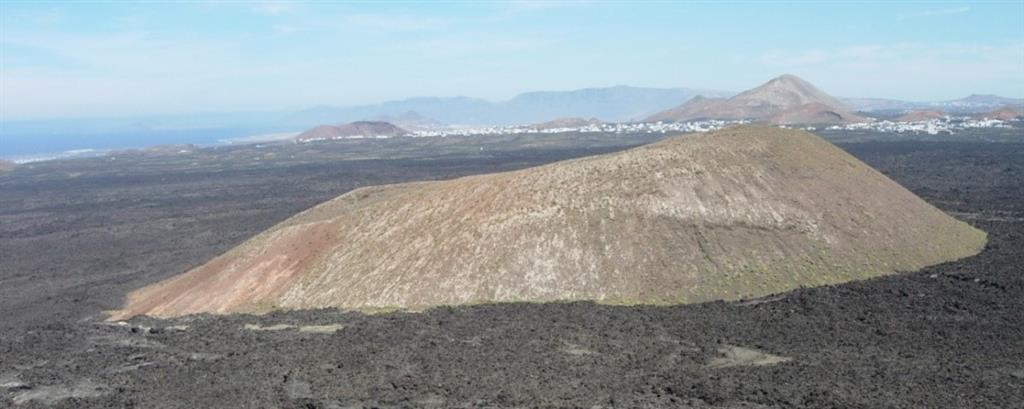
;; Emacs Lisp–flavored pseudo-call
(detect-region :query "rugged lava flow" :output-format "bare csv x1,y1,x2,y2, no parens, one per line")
110,126,986,319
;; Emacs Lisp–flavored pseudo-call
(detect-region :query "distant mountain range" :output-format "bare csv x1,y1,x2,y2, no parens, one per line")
288,78,1024,130
281,86,732,127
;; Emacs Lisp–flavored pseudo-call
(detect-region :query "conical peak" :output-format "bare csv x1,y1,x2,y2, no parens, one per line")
731,74,844,111
752,74,821,95
770,73,808,84
644,75,860,124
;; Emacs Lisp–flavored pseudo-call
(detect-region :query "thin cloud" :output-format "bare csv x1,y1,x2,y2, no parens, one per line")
263,12,454,34
483,0,588,22
252,1,300,16
900,6,969,20
272,24,306,35
760,42,1022,68
342,14,453,31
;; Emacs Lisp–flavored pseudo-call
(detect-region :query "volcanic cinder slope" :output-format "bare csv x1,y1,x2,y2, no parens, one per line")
111,126,986,319
647,75,868,124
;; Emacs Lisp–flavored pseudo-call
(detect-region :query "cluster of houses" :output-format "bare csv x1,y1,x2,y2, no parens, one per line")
824,116,1018,135
414,117,1018,139
295,116,1019,143
411,119,751,138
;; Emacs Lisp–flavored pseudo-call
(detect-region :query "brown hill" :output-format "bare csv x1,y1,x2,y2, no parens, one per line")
296,121,408,142
768,102,865,125
977,105,1023,121
110,126,985,319
896,110,946,122
645,96,727,122
646,75,867,124
531,117,603,130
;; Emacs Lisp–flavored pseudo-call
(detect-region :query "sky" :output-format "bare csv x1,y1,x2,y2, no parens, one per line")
2,1,1023,121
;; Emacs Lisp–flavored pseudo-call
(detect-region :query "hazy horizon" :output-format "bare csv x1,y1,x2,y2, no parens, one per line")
2,78,1022,125
2,1,1023,122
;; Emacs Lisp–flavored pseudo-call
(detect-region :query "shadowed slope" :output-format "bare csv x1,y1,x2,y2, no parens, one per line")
111,126,985,319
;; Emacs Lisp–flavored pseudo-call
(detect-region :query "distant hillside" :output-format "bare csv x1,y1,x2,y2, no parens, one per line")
283,86,732,127
501,86,730,123
769,102,865,125
976,106,1023,121
530,117,603,130
843,94,1024,114
373,111,444,131
840,98,921,112
646,75,866,124
931,95,1024,113
895,110,946,122
296,121,408,142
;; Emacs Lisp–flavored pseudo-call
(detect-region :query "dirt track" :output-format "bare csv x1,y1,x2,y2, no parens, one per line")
1,136,1022,408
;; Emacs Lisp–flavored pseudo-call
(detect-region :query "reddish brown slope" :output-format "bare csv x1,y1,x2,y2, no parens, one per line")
769,102,868,125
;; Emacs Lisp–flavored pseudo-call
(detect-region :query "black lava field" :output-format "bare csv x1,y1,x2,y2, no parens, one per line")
1,134,1022,408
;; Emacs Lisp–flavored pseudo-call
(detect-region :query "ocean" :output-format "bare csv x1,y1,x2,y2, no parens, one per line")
0,127,276,163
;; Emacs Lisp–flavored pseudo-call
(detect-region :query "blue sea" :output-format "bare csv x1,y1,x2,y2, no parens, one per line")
0,127,279,162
